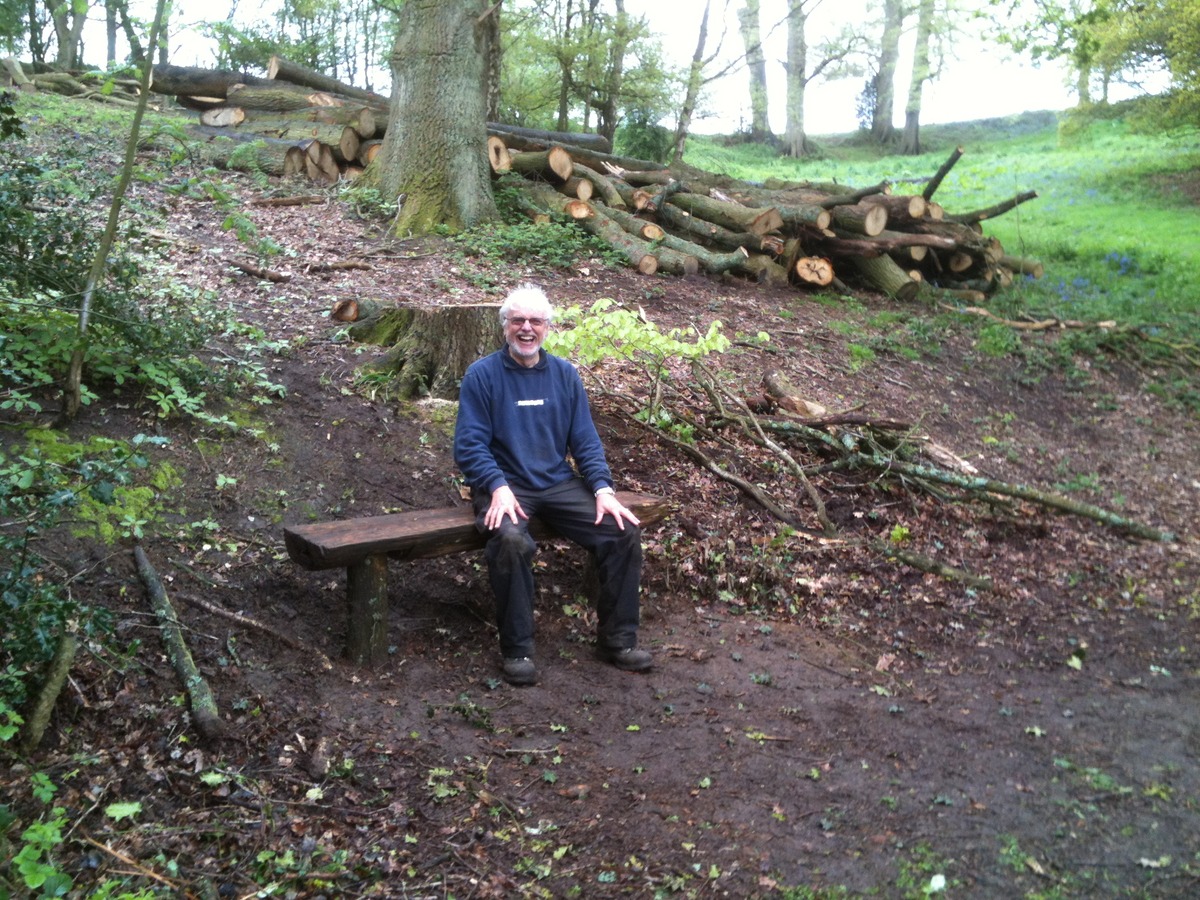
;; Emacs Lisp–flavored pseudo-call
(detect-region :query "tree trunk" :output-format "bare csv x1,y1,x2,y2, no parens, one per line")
739,0,771,140
351,304,503,400
670,0,711,165
900,0,935,155
783,0,809,157
871,0,903,145
373,0,500,235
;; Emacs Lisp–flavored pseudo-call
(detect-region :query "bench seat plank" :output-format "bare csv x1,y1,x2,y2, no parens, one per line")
284,491,670,571
283,490,669,666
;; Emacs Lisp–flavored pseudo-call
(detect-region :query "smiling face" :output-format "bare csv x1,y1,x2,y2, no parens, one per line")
504,305,550,366
501,287,554,367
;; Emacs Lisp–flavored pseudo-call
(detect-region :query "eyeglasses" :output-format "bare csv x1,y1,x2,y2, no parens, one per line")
506,316,547,328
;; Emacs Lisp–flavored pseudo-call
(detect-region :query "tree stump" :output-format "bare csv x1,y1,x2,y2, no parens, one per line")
350,303,503,400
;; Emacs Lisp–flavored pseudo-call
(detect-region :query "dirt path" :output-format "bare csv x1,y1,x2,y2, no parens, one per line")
8,184,1200,899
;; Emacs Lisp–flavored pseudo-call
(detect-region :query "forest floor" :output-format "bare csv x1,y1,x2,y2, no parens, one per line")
4,133,1200,900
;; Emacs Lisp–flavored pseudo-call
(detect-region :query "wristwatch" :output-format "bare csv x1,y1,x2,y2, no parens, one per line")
594,486,615,497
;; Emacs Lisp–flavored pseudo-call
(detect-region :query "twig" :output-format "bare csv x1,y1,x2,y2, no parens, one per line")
80,835,194,897
869,540,995,592
176,592,334,671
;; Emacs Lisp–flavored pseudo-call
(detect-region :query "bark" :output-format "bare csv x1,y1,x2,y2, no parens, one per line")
738,0,772,140
851,254,919,300
946,191,1039,225
508,147,575,183
829,202,889,237
226,82,373,113
783,0,810,157
267,54,389,106
871,0,903,145
667,193,783,236
1000,255,1044,279
573,163,626,208
901,0,936,156
486,122,612,154
19,629,77,752
2,56,33,89
373,0,499,235
150,64,275,98
350,303,503,400
670,0,711,165
922,146,963,200
135,545,225,743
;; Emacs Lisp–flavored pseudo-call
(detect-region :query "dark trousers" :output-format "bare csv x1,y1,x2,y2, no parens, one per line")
472,477,643,658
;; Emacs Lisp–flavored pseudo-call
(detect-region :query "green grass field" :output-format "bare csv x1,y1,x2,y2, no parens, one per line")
683,110,1200,349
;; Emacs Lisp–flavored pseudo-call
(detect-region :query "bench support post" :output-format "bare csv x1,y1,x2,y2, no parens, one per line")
346,553,389,667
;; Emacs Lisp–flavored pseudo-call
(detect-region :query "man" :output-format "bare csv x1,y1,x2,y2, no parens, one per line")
454,284,652,685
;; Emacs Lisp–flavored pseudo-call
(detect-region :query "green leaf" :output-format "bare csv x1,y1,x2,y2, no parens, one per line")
104,801,142,822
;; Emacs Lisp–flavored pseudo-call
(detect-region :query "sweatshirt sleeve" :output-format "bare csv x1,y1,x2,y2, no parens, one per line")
453,361,508,493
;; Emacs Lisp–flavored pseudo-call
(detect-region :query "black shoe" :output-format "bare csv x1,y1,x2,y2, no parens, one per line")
502,657,536,685
602,647,653,672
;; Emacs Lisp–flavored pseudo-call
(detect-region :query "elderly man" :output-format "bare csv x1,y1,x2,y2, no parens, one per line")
454,284,652,685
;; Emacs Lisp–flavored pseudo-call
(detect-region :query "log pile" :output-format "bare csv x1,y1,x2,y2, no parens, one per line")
6,53,1043,300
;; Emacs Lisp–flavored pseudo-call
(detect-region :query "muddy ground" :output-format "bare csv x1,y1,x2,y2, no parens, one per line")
3,155,1200,900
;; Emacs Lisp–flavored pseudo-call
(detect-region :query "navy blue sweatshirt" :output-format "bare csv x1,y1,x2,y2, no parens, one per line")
454,348,613,494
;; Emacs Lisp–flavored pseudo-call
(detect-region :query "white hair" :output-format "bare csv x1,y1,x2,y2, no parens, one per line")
499,283,554,325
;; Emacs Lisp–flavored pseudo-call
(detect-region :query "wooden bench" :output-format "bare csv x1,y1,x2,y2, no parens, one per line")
284,491,670,666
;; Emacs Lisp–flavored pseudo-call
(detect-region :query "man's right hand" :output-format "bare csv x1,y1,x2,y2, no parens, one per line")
485,485,528,530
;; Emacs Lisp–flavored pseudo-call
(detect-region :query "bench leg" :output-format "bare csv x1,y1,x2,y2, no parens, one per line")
346,553,389,667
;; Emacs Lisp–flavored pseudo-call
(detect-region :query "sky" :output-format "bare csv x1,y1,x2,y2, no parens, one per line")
629,0,1081,135
85,0,1147,136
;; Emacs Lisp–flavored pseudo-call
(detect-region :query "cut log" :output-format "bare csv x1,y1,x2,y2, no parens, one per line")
487,135,511,173
338,126,361,165
174,94,227,111
237,104,379,136
600,205,664,242
32,72,88,96
1000,255,1044,279
524,186,657,274
227,82,363,112
267,55,389,106
763,371,829,418
794,256,835,287
200,106,245,127
486,122,613,154
667,193,783,236
573,163,625,208
304,140,340,185
150,63,275,98
559,176,594,201
850,255,919,301
2,56,34,90
284,144,307,176
829,202,889,237
188,134,292,177
862,193,928,224
357,139,382,167
509,147,574,184
655,203,768,254
735,254,791,286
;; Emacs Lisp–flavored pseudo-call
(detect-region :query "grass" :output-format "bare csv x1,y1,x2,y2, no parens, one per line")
683,108,1200,379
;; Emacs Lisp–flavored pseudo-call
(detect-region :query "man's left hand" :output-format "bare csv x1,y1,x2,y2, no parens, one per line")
595,492,640,530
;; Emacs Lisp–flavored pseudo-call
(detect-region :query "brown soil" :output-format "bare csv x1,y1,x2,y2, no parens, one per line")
5,167,1200,900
